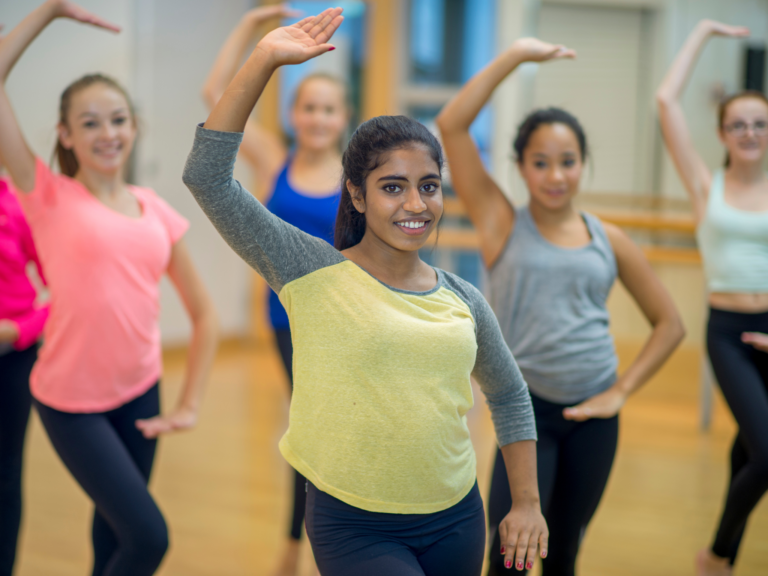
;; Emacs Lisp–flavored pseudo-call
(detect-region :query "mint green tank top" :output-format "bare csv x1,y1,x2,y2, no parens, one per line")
696,170,768,293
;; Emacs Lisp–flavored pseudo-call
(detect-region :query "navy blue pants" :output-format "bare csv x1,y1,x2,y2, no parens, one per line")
35,383,168,576
487,393,618,576
0,344,37,576
306,481,486,576
274,328,308,541
707,308,768,565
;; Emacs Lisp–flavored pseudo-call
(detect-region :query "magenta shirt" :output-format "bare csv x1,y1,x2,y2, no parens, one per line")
0,178,49,350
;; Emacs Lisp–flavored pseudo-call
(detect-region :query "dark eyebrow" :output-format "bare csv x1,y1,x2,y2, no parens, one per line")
377,174,409,183
377,173,441,183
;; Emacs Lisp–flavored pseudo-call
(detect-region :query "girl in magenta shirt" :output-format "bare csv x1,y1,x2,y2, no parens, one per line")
0,2,219,575
0,173,49,576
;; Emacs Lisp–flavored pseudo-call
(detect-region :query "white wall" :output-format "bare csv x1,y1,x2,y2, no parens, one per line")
658,0,768,198
494,0,768,200
0,0,255,344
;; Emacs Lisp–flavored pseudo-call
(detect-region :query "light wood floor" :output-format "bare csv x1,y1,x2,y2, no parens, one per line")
13,339,768,576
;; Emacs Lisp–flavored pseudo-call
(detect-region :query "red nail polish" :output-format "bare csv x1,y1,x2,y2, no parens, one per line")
516,561,524,570
328,46,336,51
505,560,512,569
526,561,534,569
500,547,506,554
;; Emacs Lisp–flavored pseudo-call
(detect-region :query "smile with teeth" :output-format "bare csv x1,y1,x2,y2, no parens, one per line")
397,221,428,229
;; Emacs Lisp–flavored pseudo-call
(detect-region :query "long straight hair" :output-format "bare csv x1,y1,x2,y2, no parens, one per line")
334,116,444,251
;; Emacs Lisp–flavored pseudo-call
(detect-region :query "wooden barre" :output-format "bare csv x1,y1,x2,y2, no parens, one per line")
441,198,697,234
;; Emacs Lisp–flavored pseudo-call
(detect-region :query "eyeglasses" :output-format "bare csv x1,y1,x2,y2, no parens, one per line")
724,120,768,137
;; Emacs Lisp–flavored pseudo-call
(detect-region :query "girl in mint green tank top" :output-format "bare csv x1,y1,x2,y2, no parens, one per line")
438,37,684,575
658,18,768,575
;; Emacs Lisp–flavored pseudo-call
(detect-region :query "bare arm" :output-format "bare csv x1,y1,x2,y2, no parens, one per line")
656,20,748,221
499,440,548,571
202,5,299,187
0,0,119,192
436,38,574,267
135,239,219,438
563,224,685,422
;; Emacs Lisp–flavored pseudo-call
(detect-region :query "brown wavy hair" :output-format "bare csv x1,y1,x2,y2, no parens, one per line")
53,73,135,177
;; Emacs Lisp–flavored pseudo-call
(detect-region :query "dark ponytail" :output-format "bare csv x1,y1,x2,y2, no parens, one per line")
513,107,588,163
53,73,135,177
335,115,443,251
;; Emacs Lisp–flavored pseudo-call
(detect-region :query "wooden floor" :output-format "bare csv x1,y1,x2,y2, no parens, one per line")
13,339,768,576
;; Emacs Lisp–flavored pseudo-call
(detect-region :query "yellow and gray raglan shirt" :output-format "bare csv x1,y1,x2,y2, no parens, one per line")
183,125,537,515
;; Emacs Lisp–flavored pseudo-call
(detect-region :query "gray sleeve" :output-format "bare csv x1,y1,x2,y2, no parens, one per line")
182,124,344,293
440,271,537,446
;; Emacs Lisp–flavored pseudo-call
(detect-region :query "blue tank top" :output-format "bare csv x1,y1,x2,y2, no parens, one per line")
486,206,618,404
265,162,341,328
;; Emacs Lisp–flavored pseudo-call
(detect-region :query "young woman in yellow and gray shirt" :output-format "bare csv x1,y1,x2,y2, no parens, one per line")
183,9,545,575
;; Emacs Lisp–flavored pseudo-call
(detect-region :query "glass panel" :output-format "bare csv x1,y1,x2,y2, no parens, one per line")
408,0,495,85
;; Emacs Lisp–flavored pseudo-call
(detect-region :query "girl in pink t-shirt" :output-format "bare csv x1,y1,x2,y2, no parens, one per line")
0,3,219,575
0,172,49,575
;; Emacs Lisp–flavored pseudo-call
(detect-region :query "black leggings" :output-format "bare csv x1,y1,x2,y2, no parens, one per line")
35,384,168,576
274,328,307,542
487,393,618,576
306,481,486,576
0,344,37,576
707,308,768,565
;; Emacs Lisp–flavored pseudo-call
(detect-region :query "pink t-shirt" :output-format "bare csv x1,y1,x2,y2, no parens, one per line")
16,159,189,412
0,177,49,350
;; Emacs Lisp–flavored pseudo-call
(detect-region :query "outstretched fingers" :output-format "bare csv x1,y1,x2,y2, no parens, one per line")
307,7,343,42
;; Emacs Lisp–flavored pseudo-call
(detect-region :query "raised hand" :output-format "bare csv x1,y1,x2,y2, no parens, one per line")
244,3,302,27
700,19,749,38
255,7,343,68
135,406,198,439
562,387,626,422
51,0,121,33
511,37,576,64
742,331,768,353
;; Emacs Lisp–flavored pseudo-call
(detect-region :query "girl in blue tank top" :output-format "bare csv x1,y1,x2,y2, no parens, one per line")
203,7,349,575
437,38,685,575
658,19,768,576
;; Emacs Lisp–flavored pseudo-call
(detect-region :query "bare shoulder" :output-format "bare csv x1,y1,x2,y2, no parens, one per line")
599,220,639,262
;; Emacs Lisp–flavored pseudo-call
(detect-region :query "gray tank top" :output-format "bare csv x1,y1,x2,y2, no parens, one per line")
487,206,618,404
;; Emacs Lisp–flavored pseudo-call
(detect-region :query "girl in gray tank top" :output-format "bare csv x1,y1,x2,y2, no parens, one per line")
437,37,685,575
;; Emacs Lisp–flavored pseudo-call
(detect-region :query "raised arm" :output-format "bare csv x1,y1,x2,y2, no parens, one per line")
563,224,685,422
183,9,345,293
436,38,574,267
0,0,119,192
201,5,299,185
656,20,749,221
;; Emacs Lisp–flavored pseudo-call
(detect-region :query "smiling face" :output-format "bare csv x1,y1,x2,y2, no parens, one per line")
291,77,349,152
57,82,136,177
517,122,583,211
719,96,768,167
348,145,443,252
